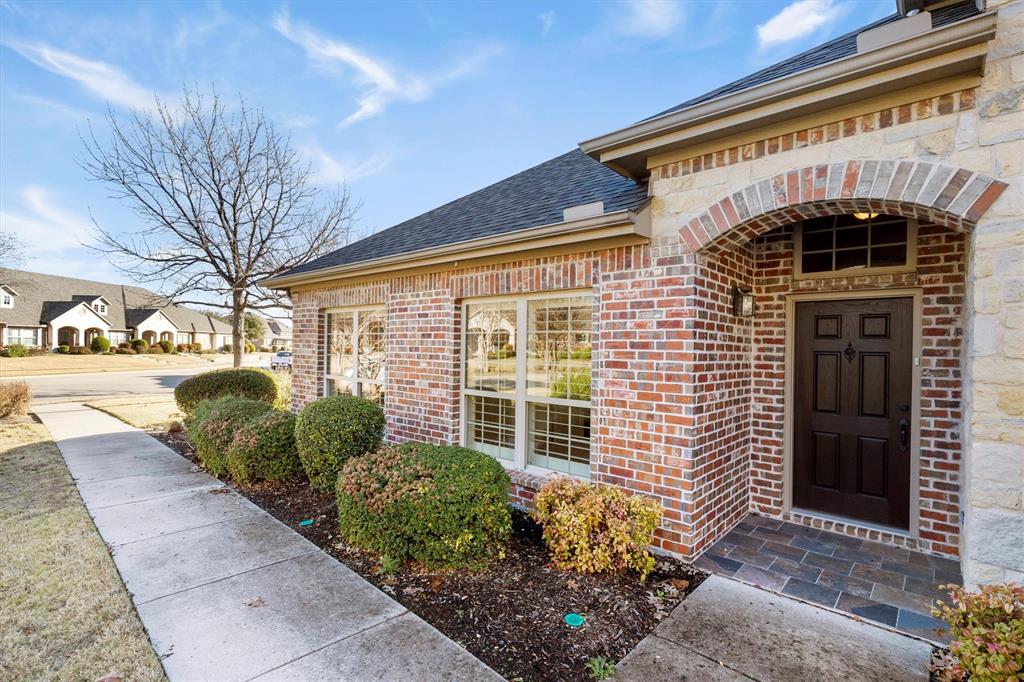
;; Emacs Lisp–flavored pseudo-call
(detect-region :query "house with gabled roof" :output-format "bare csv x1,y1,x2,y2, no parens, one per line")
0,269,233,350
263,0,1023,592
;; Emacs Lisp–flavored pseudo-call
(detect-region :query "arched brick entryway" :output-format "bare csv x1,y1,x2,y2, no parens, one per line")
678,159,1007,255
677,159,1008,561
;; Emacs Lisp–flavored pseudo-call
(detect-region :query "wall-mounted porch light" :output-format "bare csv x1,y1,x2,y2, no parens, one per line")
733,286,755,317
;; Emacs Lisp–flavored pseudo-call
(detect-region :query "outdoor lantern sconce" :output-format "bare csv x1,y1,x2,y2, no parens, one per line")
733,286,755,317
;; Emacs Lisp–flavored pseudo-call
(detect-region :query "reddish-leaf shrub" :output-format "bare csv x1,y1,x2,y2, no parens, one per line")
336,443,511,568
531,477,663,580
226,410,300,484
186,396,273,475
933,583,1024,681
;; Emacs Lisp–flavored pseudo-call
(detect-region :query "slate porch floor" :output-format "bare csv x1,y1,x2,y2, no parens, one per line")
694,514,961,642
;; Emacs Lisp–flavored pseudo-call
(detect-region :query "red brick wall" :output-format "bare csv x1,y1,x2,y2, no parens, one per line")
749,221,966,557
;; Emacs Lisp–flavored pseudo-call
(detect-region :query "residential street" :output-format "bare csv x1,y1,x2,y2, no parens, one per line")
22,355,273,404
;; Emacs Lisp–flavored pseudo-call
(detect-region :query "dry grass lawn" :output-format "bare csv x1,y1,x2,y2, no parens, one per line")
0,419,166,681
86,396,183,430
0,352,221,377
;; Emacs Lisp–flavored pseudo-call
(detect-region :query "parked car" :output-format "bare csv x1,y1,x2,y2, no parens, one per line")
270,350,292,370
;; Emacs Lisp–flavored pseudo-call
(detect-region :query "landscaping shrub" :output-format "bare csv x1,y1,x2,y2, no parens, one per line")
115,347,136,355
131,338,148,352
221,343,232,353
244,340,256,353
147,345,165,354
1,344,29,358
174,367,278,415
89,336,110,354
933,583,1024,680
0,380,30,417
57,345,70,354
191,342,202,352
225,410,300,484
176,343,189,353
295,394,385,491
68,345,92,355
158,339,174,354
337,443,511,568
118,341,132,349
550,368,591,401
186,396,273,475
531,477,663,580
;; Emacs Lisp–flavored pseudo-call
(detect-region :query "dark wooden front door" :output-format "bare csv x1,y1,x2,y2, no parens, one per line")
793,297,913,529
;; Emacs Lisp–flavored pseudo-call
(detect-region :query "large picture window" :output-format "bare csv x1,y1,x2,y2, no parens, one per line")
5,327,39,346
325,307,386,405
463,293,593,477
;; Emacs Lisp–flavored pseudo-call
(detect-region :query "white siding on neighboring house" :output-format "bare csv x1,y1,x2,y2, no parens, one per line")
47,305,109,349
134,311,178,341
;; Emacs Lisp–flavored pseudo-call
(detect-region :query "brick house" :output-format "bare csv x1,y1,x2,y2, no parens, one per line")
264,0,1023,587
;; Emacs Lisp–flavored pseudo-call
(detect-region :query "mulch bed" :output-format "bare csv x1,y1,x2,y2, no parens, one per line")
152,429,706,681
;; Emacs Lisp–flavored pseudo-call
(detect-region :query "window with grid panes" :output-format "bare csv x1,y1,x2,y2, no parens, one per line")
463,293,593,477
798,214,912,276
325,308,386,405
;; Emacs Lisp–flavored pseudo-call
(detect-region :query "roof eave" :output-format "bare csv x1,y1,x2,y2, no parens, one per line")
262,205,650,290
579,12,997,178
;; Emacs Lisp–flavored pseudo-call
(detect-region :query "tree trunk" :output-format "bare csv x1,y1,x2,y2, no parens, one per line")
232,290,244,369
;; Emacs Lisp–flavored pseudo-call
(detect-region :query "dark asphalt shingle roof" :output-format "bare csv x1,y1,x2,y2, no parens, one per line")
642,2,981,122
283,149,647,277
0,269,233,334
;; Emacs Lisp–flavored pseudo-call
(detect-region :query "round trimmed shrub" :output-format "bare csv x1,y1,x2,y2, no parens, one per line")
192,342,202,352
174,368,278,415
226,410,300,484
244,340,256,353
186,396,273,475
131,338,148,352
90,336,110,354
57,345,70,354
147,345,165,354
118,341,132,349
295,394,385,491
337,443,511,568
159,339,174,354
221,343,232,353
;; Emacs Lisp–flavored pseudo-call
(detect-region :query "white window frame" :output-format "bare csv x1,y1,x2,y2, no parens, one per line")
460,289,593,479
323,305,387,402
0,292,13,308
108,331,129,345
794,216,918,280
5,327,39,346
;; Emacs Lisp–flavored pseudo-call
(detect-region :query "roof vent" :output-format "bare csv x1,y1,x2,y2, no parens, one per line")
563,201,604,222
857,11,932,53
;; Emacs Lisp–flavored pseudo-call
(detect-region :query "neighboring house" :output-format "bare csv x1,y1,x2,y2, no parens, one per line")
261,318,292,349
0,270,233,350
264,0,1023,586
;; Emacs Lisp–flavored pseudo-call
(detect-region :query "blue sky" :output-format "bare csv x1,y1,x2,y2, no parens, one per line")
1,0,893,289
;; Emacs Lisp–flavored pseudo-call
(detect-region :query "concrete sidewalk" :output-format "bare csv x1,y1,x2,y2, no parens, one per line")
615,575,935,681
34,403,499,682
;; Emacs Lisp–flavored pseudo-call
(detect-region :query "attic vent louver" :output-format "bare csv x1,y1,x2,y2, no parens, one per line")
857,11,932,53
563,201,604,222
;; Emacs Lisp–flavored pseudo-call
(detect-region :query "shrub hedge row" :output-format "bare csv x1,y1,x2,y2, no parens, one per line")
226,410,300,484
186,396,273,475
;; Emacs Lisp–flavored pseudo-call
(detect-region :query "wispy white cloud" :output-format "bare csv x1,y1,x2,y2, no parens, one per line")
613,0,685,40
1,185,92,254
272,11,501,126
4,41,157,110
300,140,392,185
756,0,847,49
539,11,557,35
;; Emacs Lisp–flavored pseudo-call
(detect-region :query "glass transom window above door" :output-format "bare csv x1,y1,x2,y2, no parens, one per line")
463,293,593,478
325,307,386,405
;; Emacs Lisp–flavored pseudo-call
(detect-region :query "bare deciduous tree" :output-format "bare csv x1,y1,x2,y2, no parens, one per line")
82,88,355,367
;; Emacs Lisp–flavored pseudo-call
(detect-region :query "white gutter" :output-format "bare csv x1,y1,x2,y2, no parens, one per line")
262,206,648,289
579,12,996,162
